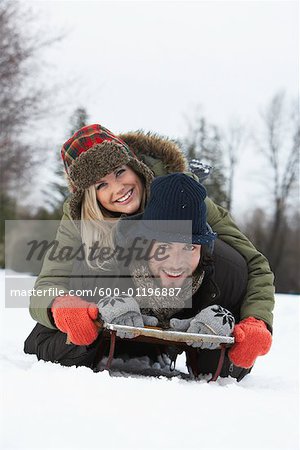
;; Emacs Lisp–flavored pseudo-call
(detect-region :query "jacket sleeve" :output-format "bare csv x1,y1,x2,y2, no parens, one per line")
205,197,275,331
29,199,82,329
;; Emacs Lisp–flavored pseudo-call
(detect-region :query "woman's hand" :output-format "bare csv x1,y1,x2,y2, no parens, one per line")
51,295,99,346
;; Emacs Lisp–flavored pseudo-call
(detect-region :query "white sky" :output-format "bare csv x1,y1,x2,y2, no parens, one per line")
27,0,299,219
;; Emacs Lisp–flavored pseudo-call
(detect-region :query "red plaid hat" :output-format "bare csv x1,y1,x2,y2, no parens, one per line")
62,124,134,176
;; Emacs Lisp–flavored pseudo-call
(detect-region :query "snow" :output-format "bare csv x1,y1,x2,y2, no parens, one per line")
0,270,299,450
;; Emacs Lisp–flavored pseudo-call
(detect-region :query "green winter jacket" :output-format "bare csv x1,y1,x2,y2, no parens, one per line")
29,131,275,330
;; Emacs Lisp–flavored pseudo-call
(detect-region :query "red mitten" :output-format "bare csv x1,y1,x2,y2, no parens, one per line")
228,317,272,369
51,295,99,346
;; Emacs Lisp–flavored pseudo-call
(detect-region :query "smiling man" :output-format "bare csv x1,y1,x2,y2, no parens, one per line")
148,241,201,288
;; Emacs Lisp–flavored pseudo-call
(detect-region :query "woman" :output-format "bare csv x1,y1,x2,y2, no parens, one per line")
25,124,274,369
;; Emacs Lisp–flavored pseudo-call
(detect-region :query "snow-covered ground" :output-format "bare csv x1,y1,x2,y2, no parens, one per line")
0,270,299,450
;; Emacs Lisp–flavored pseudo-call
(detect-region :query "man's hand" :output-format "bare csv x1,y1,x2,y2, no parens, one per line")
97,295,157,338
169,305,235,349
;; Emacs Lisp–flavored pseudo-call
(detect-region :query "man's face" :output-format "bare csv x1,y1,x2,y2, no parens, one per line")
148,241,201,288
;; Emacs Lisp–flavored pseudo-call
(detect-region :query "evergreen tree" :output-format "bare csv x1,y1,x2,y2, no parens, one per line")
40,107,89,218
69,107,89,135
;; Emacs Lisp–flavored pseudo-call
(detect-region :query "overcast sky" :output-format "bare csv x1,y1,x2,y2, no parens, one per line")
28,0,299,219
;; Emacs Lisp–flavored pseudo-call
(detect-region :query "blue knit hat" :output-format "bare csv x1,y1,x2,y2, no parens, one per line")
125,173,217,245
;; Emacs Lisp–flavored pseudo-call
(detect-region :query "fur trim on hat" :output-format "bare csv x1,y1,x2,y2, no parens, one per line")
69,142,131,190
118,131,188,174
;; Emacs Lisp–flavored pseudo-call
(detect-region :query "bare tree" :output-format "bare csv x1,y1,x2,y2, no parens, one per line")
243,207,300,293
0,1,62,266
257,92,299,271
0,0,61,195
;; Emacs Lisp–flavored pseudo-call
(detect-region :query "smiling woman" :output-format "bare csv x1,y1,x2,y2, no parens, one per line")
94,165,144,215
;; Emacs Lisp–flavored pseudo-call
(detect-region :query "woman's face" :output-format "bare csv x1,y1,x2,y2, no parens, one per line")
95,165,144,215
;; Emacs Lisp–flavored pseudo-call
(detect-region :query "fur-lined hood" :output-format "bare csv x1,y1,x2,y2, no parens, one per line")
118,131,188,175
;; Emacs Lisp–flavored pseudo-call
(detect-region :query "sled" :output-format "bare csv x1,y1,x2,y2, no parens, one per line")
100,322,234,382
66,320,234,381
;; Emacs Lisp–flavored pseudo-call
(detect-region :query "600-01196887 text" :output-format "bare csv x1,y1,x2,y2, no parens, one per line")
94,287,182,298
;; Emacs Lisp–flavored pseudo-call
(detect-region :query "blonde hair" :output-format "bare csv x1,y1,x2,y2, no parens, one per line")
81,172,147,270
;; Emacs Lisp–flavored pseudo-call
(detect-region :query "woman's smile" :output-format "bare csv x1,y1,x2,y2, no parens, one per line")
114,188,134,204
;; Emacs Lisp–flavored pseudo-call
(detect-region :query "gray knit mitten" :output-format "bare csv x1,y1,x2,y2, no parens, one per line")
97,295,158,339
170,305,235,349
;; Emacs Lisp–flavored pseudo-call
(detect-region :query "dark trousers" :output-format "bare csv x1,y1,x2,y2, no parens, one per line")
186,347,252,381
24,323,171,371
24,323,106,370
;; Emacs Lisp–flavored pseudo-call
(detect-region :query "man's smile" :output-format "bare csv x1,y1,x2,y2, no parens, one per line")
162,269,185,278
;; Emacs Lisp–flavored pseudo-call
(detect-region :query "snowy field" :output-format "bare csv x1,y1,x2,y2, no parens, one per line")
0,270,299,450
